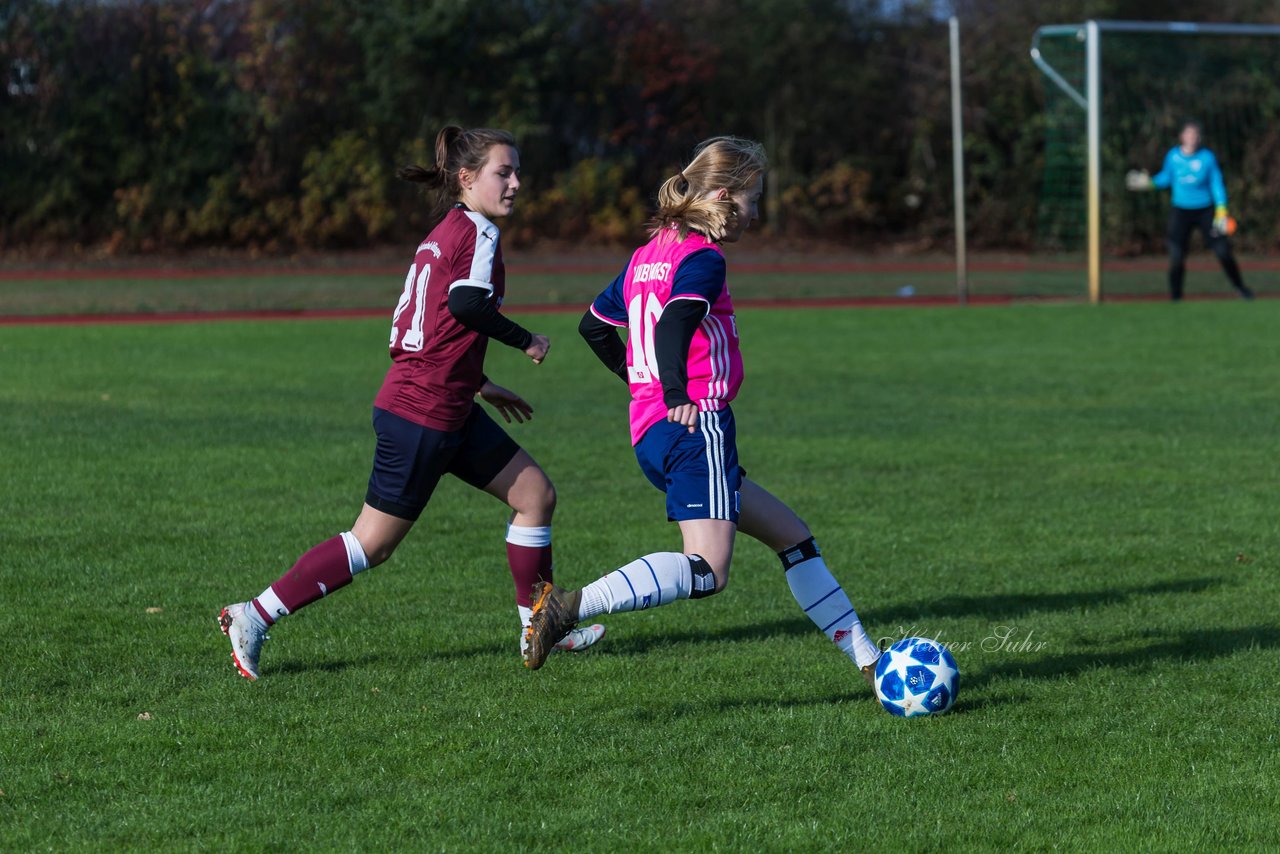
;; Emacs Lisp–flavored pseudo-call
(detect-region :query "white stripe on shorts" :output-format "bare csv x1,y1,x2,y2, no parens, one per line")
699,410,729,520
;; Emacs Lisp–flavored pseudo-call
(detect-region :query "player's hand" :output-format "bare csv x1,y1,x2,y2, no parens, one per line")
524,334,550,365
667,403,699,434
1213,206,1230,235
1125,169,1152,191
479,381,534,424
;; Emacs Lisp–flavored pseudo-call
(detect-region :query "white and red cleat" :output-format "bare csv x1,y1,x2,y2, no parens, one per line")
555,623,606,652
218,602,268,681
520,623,606,662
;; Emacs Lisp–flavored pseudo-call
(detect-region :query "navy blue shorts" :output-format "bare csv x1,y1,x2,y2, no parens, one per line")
365,405,520,521
635,407,741,524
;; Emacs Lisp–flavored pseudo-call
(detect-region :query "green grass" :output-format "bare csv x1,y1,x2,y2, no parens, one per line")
2,302,1278,850
1,257,1275,315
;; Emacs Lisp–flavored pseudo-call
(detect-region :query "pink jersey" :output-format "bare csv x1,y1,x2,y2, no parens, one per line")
591,229,743,445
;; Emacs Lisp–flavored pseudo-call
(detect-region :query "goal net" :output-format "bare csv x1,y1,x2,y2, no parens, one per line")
1033,21,1280,298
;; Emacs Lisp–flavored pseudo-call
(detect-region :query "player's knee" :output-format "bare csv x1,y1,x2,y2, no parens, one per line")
1211,239,1233,260
513,476,556,518
533,479,557,515
1166,242,1185,267
348,524,396,568
362,540,396,568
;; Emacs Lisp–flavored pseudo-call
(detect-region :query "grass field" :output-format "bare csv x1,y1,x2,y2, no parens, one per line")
2,301,1279,849
1,253,1276,316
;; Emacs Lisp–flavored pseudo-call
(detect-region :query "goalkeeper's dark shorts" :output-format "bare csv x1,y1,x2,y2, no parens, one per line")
1167,205,1224,256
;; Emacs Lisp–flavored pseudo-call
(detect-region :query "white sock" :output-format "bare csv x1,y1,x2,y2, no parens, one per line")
252,530,369,626
780,540,880,668
508,525,551,629
505,523,552,547
253,586,287,625
341,531,371,575
578,552,693,620
242,599,271,631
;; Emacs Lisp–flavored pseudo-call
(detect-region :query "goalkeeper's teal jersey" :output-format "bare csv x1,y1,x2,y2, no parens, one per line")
1150,146,1227,210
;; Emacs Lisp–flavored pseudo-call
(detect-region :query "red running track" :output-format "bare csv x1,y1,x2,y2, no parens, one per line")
5,257,1280,282
1,291,1269,327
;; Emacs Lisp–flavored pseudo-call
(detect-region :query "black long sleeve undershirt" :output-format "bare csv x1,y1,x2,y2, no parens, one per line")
578,310,629,382
578,299,709,407
447,285,533,351
653,299,708,408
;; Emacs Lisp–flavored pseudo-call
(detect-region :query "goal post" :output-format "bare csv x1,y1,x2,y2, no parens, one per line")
949,15,969,305
1031,20,1280,303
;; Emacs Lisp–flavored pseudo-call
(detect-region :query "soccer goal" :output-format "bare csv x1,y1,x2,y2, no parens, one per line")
1031,20,1280,302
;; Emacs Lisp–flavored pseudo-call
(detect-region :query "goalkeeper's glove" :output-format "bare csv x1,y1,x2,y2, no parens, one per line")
1213,205,1230,235
1125,169,1152,191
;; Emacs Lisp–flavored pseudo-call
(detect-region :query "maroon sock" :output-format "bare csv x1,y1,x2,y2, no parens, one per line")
505,525,553,607
253,535,354,622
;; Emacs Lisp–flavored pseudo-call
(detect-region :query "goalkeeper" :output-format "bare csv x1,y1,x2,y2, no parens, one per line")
1126,121,1252,301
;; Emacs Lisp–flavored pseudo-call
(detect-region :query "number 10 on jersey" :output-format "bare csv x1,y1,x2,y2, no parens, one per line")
627,293,663,385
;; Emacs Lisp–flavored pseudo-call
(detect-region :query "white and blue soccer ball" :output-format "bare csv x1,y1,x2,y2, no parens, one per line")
873,636,960,717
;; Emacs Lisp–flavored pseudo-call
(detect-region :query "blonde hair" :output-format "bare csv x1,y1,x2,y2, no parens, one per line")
651,136,768,241
398,126,516,219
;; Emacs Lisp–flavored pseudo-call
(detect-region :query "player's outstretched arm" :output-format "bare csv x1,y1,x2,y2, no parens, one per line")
1148,150,1174,190
447,284,545,362
1125,169,1152,191
578,309,628,382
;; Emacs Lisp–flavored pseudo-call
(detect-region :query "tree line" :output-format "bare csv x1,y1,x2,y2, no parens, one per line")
3,0,1278,254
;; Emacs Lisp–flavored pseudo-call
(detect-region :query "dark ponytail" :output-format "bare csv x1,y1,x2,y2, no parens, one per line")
398,126,516,219
395,164,441,185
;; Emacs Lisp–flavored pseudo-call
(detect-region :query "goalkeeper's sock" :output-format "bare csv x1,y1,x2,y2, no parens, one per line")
779,538,881,668
576,553,716,620
251,532,370,625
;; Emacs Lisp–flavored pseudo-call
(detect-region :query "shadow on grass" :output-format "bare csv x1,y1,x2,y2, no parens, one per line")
601,576,1228,658
654,691,864,719
646,684,1030,719
596,616,816,657
417,638,513,662
966,624,1280,689
270,653,388,676
268,576,1232,677
861,576,1227,629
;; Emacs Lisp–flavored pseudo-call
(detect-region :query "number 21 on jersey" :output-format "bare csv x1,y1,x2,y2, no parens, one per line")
391,262,430,351
627,293,663,384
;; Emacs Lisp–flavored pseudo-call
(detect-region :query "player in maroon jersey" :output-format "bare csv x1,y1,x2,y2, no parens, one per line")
218,126,603,680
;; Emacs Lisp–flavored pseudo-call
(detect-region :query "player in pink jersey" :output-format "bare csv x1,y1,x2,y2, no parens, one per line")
217,126,602,680
525,137,884,692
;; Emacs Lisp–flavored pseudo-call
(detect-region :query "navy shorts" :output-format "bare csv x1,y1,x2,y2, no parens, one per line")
635,407,741,524
365,405,520,521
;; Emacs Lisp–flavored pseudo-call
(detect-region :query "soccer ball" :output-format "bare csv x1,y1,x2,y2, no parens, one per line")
873,637,960,717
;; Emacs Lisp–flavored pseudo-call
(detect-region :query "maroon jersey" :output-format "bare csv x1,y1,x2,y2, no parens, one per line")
374,207,505,431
